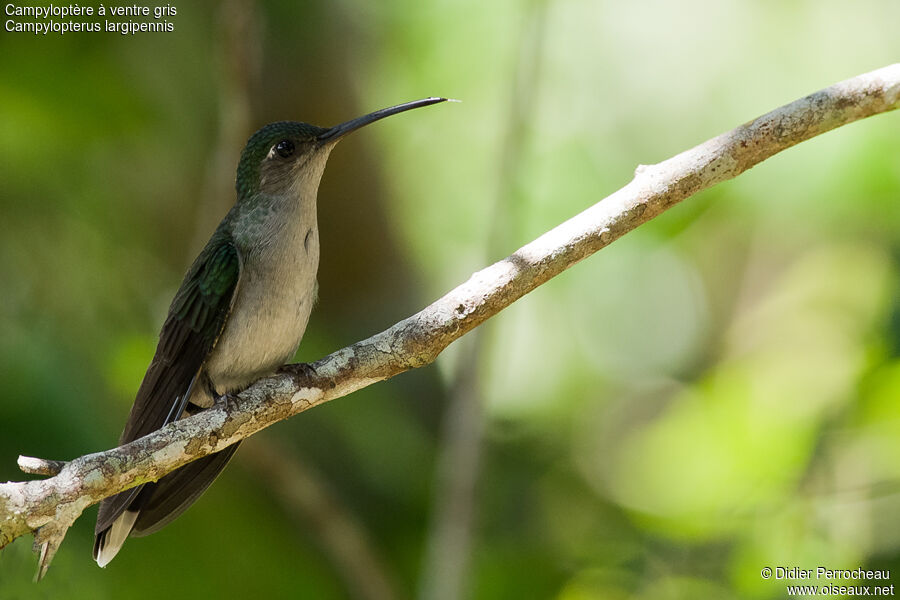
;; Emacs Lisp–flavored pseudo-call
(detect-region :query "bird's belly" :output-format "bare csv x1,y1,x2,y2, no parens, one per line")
203,259,317,394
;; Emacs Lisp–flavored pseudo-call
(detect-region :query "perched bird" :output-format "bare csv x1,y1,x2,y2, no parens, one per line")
94,97,447,566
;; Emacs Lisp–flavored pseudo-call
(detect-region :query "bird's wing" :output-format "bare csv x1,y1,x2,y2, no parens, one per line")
95,235,241,534
130,440,241,536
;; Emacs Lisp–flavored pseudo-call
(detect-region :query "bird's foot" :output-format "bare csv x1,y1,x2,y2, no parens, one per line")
278,362,318,387
214,392,238,412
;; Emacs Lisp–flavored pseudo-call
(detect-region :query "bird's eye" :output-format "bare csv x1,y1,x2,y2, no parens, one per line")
275,139,295,158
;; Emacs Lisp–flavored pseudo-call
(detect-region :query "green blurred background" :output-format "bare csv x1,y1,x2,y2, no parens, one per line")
2,1,900,598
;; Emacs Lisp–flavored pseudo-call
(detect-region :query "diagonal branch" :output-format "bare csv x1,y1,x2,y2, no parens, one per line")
2,63,898,578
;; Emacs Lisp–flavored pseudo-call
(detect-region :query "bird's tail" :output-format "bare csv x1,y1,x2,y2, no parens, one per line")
93,508,139,567
93,443,241,566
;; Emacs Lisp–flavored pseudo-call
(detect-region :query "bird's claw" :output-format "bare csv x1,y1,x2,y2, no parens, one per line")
279,362,317,386
214,393,236,411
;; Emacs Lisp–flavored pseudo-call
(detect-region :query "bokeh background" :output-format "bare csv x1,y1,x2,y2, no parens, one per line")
2,1,900,598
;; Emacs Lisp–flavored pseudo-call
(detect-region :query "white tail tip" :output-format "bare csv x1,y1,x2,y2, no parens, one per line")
94,510,139,567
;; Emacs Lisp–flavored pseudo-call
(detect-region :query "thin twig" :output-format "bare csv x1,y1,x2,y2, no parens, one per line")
190,0,262,252
418,2,549,598
17,457,66,477
240,440,400,600
1,63,898,578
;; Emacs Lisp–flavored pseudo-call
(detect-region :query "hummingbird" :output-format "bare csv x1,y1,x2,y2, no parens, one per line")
93,97,447,566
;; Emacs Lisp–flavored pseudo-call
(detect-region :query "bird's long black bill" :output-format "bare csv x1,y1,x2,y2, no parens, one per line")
317,97,447,142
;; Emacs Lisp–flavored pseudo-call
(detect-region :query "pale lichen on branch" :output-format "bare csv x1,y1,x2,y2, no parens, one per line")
1,63,898,579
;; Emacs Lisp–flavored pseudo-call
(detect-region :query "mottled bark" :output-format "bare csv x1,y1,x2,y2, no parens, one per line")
2,63,898,580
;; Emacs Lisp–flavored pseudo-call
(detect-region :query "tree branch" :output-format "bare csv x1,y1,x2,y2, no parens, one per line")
2,64,898,579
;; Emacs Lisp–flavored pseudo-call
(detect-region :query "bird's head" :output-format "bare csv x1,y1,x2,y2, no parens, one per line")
235,97,447,201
